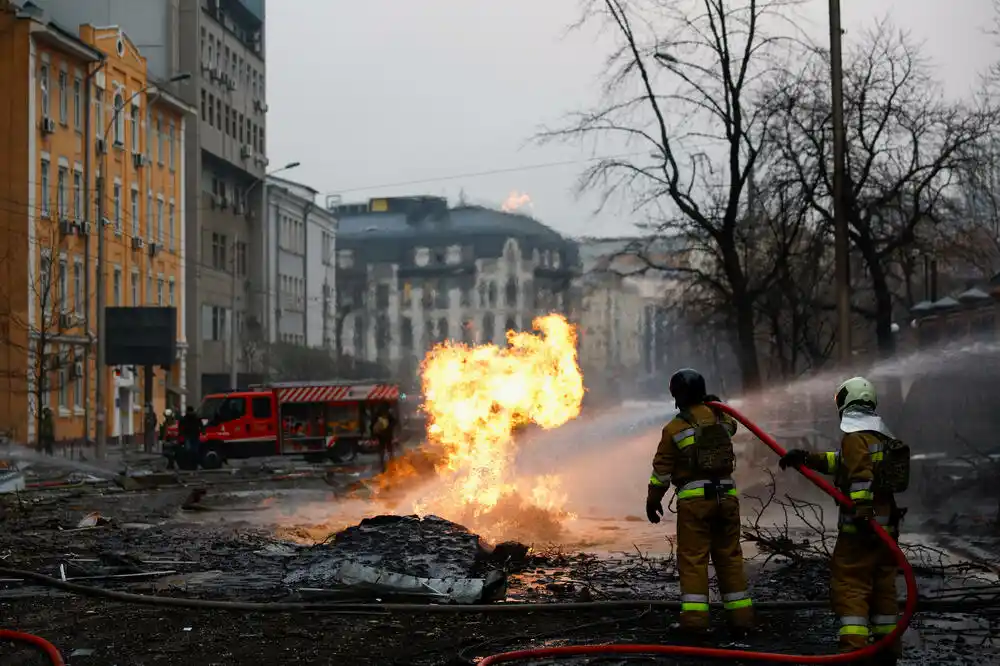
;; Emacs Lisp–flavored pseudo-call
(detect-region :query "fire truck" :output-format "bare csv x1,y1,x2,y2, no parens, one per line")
167,380,403,470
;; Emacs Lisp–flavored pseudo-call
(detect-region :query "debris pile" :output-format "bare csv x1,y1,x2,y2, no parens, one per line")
283,515,523,603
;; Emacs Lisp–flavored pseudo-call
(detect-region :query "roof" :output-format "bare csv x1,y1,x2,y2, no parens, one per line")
337,204,579,268
149,82,196,116
15,2,105,63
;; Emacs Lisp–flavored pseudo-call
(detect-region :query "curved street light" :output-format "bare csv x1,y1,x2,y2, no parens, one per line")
94,71,190,458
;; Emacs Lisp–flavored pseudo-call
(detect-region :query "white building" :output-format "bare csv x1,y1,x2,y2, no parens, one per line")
331,196,579,383
263,175,336,350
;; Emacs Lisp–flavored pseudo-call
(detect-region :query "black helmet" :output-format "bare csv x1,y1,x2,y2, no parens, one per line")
669,368,707,409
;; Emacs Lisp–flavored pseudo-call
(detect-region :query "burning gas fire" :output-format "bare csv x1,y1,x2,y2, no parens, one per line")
501,190,532,213
416,314,585,541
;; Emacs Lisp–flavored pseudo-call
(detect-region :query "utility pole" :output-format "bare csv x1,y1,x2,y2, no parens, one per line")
94,167,107,460
830,0,851,363
229,233,239,391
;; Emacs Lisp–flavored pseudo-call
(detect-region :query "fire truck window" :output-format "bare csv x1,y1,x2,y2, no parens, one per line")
251,396,271,419
221,397,245,420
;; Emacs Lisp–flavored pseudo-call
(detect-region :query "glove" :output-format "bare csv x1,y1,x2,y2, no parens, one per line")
778,448,809,470
646,485,667,524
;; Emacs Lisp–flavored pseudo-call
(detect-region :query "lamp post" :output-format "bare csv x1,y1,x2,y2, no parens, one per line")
94,72,190,460
230,161,300,391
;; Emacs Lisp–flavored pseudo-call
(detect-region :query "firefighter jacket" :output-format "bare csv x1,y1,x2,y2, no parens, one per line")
802,430,897,534
650,403,739,499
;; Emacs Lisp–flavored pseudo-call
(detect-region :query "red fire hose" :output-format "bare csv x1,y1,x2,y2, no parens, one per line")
0,629,65,665
479,401,919,664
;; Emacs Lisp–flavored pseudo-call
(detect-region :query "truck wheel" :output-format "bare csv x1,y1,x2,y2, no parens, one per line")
200,448,223,470
329,440,358,464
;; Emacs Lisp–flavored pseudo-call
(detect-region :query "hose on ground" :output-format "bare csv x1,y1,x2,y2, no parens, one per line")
0,566,989,614
0,629,65,666
477,401,921,664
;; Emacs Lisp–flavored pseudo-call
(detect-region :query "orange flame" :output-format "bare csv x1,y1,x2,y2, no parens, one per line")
501,190,532,212
415,314,584,541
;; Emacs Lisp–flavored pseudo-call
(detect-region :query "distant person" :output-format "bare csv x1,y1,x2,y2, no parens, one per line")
144,403,158,452
38,407,55,456
371,404,397,473
779,377,908,665
646,368,753,636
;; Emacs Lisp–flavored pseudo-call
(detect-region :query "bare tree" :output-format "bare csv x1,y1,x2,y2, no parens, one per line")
542,0,807,390
0,233,90,445
768,21,999,356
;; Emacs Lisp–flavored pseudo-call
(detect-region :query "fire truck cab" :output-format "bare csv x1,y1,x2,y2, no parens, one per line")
169,380,402,470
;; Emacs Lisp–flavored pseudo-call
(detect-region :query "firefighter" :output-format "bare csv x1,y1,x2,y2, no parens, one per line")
38,407,55,456
646,368,753,635
779,376,907,665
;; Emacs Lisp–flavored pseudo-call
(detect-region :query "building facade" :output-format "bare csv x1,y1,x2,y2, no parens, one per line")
0,3,190,445
331,196,579,383
265,175,336,349
25,0,269,400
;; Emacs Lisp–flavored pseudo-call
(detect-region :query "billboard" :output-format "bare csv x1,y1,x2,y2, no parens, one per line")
104,307,177,368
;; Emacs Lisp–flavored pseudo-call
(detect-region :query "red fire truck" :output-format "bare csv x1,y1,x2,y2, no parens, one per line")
166,380,402,470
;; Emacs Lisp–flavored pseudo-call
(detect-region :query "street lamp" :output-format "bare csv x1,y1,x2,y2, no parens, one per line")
94,71,190,459
229,161,301,391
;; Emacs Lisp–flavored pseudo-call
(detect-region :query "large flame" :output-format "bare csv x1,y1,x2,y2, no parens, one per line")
416,314,585,541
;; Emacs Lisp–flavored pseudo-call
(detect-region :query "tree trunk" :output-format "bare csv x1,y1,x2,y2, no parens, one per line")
863,246,896,357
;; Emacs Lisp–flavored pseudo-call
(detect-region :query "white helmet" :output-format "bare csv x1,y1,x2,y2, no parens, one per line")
835,376,877,413
164,408,173,417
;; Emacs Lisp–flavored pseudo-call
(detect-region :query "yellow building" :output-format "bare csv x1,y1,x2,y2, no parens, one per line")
0,2,193,447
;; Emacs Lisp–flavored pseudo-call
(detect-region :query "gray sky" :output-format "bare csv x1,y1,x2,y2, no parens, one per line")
266,0,997,239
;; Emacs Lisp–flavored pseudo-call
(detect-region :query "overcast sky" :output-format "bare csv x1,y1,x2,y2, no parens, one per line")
266,0,998,239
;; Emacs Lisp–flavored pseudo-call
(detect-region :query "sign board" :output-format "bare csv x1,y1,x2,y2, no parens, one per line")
104,306,177,367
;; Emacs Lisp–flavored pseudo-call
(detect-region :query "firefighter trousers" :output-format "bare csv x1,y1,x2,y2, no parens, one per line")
830,530,901,661
675,495,753,630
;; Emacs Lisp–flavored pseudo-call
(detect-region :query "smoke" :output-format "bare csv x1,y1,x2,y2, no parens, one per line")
501,190,532,213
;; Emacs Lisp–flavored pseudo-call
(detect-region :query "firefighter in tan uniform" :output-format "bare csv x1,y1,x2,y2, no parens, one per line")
646,368,754,635
779,377,908,666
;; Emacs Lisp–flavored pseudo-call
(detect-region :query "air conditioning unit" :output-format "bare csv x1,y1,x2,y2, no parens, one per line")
75,222,90,236
101,216,112,227
95,138,107,155
214,66,223,80
148,242,160,258
59,219,76,235
131,237,145,250
132,153,146,168
240,144,253,159
253,99,261,112
41,117,56,134
59,312,74,330
71,361,84,379
228,77,236,91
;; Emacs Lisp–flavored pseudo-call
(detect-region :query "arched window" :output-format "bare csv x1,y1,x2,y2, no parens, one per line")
505,278,517,307
113,93,125,145
488,282,497,307
505,317,518,336
482,312,495,344
438,317,449,342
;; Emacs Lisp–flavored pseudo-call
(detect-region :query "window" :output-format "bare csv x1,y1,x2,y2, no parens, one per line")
238,112,244,142
39,252,52,310
58,70,67,124
146,272,152,304
72,171,82,219
216,98,222,130
73,356,82,409
251,396,271,419
156,198,164,244
113,183,122,232
246,118,251,145
73,76,81,130
169,203,175,251
73,260,82,315
259,126,265,155
58,257,67,310
168,122,175,169
95,86,104,138
155,116,162,163
131,270,139,305
252,70,257,99
211,306,227,341
146,191,152,241
168,278,175,306
224,105,230,136
40,63,49,117
112,93,124,145
212,233,227,270
157,278,164,305
130,105,140,152
208,93,215,126
40,159,50,217
58,361,68,410
57,166,67,217
200,89,206,120
113,267,122,306
131,187,139,237
236,241,247,276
